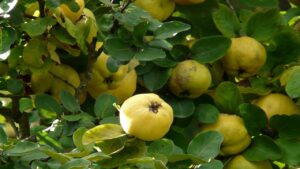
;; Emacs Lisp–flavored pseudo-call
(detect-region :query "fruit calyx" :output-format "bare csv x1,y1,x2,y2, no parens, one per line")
149,101,162,114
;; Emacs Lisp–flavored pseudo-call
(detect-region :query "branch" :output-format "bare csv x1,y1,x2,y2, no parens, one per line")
38,0,45,17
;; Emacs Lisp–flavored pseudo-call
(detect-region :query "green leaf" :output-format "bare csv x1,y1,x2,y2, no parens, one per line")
191,36,231,63
99,139,147,168
135,47,166,61
52,27,76,45
35,94,62,114
154,21,191,39
97,14,114,32
73,127,88,151
104,37,135,61
82,124,125,145
60,90,81,113
199,160,223,169
213,4,240,38
19,97,33,112
215,81,243,114
82,152,111,162
60,159,91,169
21,17,56,37
240,0,278,8
46,0,80,11
41,149,72,164
22,38,47,68
275,138,300,166
94,94,118,118
187,131,223,161
143,67,171,91
6,79,23,94
0,27,17,53
96,137,126,155
148,139,175,157
5,141,39,156
153,57,177,68
149,39,173,51
238,103,268,136
0,126,8,144
244,8,284,42
194,104,219,124
270,115,300,139
165,97,195,118
243,135,282,161
285,70,300,98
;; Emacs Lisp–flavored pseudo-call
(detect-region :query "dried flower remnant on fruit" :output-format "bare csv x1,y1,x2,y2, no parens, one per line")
149,101,162,113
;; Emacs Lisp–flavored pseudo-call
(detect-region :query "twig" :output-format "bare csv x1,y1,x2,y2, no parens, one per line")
38,0,45,17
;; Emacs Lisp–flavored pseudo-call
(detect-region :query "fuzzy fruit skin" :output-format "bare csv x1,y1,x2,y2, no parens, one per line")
87,53,137,103
58,0,85,23
168,60,212,98
49,64,81,101
201,113,251,156
119,93,173,141
224,155,273,169
175,0,205,5
134,0,175,21
222,36,266,78
254,93,299,119
31,72,54,94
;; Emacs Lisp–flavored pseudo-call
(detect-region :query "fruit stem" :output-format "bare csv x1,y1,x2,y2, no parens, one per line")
113,103,121,111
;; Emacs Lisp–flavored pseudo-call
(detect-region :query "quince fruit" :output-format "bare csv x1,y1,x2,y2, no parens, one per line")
57,0,85,23
174,0,206,5
254,93,299,119
224,155,273,169
119,93,173,141
24,1,40,17
134,0,175,21
201,113,251,156
222,36,267,78
49,64,81,101
168,60,212,98
87,53,137,103
31,71,54,94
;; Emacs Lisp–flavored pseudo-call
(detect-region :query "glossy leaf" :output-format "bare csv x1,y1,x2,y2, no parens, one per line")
194,104,219,124
214,81,243,114
154,21,191,39
104,37,135,61
135,47,166,61
94,94,118,118
143,67,171,91
35,94,62,114
82,124,125,145
213,4,240,38
187,131,223,161
0,27,16,53
238,103,268,136
243,135,282,161
165,97,195,118
191,36,231,63
21,17,56,37
60,90,81,113
275,138,300,166
270,115,300,139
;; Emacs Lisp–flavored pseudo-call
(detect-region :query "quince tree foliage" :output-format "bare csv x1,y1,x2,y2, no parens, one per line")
1,0,300,168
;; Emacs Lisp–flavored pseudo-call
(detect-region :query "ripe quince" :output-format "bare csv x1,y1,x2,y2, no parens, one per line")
168,60,212,98
174,0,206,5
119,93,173,141
254,93,299,119
87,53,137,103
222,36,266,78
224,155,273,169
57,0,85,23
201,113,251,156
134,0,175,21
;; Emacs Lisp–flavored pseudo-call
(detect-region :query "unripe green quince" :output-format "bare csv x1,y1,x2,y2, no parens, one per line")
119,93,174,141
222,36,267,78
224,155,273,169
168,60,212,98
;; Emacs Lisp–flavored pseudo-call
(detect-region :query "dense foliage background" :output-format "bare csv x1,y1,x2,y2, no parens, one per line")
1,0,300,168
